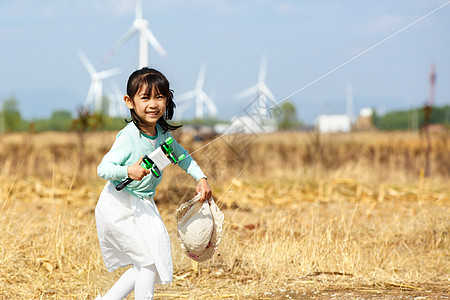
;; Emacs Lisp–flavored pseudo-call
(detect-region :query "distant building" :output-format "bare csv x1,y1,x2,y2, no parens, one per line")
315,115,351,133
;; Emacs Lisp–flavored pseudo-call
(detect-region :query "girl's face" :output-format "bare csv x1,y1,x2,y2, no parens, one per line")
125,84,167,129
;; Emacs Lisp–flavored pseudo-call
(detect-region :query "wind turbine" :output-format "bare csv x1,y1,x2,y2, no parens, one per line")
176,63,218,119
107,0,167,68
77,49,120,113
235,55,276,120
107,84,128,118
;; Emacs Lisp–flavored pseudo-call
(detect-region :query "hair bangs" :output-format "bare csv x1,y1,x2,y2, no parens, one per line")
140,73,170,98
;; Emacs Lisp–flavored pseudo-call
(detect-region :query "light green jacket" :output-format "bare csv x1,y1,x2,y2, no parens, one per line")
97,122,206,199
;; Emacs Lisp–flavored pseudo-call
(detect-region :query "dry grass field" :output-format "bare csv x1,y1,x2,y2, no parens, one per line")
0,129,449,299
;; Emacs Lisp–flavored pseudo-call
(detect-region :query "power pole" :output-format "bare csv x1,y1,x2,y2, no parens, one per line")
423,63,436,177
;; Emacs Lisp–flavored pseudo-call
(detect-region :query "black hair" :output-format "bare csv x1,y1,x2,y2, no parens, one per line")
125,67,182,133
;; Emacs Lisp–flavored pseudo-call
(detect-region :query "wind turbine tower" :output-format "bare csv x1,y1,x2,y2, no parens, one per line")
77,50,120,113
108,0,167,68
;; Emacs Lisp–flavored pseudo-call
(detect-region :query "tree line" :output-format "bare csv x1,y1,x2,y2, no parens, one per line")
0,96,128,133
372,105,450,130
0,96,304,133
1,95,448,133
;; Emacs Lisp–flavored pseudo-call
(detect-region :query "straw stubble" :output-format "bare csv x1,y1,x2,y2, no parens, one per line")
0,130,448,299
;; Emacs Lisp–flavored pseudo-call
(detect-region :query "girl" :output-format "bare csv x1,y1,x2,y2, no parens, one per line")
95,67,212,300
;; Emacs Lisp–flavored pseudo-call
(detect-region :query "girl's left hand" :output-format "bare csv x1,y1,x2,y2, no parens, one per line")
196,178,212,201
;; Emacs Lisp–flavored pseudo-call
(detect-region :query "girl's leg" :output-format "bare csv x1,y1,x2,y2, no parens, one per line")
134,264,158,300
102,267,138,300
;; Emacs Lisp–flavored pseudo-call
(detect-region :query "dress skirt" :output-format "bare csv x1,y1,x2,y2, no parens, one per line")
95,181,173,284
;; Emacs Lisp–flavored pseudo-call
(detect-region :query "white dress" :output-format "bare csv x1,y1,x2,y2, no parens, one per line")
95,181,173,284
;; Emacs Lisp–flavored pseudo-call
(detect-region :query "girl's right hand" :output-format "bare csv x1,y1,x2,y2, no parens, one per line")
127,156,150,181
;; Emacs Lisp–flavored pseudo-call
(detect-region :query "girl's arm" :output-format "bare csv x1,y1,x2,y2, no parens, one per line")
97,132,132,181
169,132,212,200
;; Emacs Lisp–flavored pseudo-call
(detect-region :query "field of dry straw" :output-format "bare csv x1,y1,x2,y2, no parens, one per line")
0,129,449,299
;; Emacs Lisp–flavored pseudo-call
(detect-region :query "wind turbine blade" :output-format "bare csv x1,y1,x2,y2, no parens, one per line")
77,49,97,75
200,91,218,116
196,63,207,89
177,102,191,110
260,84,276,102
94,81,102,112
136,0,143,19
258,54,268,83
235,85,258,100
142,27,167,57
110,83,127,116
175,102,191,120
111,83,123,96
98,68,121,80
110,26,138,56
176,90,196,102
209,88,215,102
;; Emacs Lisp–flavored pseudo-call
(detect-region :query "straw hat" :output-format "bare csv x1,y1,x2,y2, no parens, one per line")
175,194,224,262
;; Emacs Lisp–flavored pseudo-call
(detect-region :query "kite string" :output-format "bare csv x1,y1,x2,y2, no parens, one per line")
187,132,229,157
186,1,450,157
266,0,450,111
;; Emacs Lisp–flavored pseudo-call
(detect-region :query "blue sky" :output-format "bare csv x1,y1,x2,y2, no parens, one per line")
0,0,449,123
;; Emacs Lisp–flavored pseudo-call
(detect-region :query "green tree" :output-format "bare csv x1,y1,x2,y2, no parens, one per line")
372,105,449,130
1,96,25,132
33,119,50,132
102,116,127,131
430,105,450,125
50,110,72,131
276,101,302,130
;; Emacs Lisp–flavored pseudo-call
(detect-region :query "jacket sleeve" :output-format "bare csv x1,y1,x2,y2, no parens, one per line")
169,132,207,182
97,131,131,181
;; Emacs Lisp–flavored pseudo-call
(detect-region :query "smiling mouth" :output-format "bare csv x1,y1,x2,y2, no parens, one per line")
146,111,160,116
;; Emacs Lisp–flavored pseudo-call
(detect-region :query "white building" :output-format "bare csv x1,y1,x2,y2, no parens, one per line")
315,115,351,133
